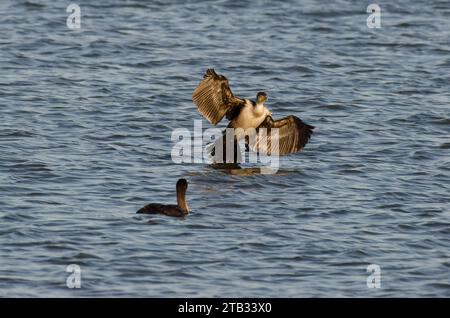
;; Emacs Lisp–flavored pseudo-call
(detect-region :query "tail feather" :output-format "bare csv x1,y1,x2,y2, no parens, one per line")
207,136,242,164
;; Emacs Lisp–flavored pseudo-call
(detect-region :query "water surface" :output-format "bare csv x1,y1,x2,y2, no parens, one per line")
0,0,449,297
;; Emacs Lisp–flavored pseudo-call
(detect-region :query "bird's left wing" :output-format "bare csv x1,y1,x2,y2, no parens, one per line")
192,69,246,125
250,115,314,155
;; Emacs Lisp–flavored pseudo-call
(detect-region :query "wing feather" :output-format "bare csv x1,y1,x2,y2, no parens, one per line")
192,69,245,125
251,115,314,155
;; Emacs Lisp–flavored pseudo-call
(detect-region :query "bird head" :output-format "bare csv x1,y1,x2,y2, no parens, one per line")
256,92,267,104
176,178,188,192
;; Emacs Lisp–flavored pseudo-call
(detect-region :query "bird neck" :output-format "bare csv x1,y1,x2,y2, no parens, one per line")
177,188,189,214
254,102,266,116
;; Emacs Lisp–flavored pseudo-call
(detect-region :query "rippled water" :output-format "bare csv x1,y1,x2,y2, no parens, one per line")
1,0,449,297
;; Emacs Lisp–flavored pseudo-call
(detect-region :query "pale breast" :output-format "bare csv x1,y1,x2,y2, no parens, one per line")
232,101,269,130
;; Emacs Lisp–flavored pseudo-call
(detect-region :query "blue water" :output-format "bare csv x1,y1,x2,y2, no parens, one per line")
0,0,449,297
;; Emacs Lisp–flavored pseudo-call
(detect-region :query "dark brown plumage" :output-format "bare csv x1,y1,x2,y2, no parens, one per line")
193,68,314,159
136,179,189,217
192,69,245,125
252,115,315,155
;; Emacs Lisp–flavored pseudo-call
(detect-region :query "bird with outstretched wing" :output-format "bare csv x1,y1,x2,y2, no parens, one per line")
192,69,314,159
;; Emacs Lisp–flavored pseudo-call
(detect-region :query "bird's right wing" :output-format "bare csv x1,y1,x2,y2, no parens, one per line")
192,69,246,125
